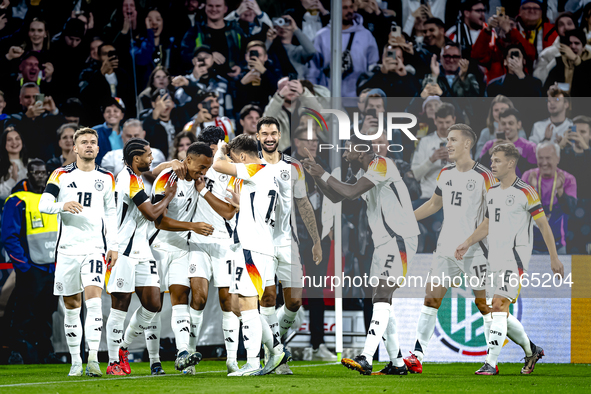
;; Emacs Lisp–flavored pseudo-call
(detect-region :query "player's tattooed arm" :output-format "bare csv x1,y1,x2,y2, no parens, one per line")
212,141,238,177
414,192,443,221
534,215,564,278
295,196,323,264
455,217,489,260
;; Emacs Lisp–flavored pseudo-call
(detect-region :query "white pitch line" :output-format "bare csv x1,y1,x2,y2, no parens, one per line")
0,362,341,388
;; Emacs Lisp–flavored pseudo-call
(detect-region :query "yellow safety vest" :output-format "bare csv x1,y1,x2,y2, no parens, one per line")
6,191,58,264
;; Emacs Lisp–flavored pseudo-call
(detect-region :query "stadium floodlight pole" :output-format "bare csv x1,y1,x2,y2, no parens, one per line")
329,0,343,362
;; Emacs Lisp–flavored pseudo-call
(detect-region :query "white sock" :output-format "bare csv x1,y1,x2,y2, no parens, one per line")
261,314,283,355
222,311,240,362
486,312,508,368
361,302,391,365
106,308,126,363
122,307,156,349
506,314,532,357
277,304,298,336
144,312,161,364
482,313,492,346
261,306,281,346
64,307,82,364
171,305,191,354
413,305,438,362
241,309,262,366
189,308,203,351
84,298,103,362
384,310,404,367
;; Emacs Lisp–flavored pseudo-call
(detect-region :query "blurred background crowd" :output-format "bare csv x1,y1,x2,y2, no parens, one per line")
0,0,590,364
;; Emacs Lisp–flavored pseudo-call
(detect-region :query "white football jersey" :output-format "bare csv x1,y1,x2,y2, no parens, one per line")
486,178,545,267
191,167,235,243
233,163,278,256
41,162,117,256
148,168,198,251
115,166,153,260
355,156,420,247
434,162,497,258
260,154,306,247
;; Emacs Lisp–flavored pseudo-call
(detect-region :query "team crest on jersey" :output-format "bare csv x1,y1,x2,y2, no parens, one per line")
189,264,196,274
116,278,124,288
506,195,515,206
219,174,229,182
56,282,63,292
95,179,105,191
466,179,476,191
280,169,290,181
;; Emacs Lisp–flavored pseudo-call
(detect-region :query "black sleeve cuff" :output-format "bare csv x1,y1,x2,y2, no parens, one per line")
44,183,60,198
133,190,149,207
434,186,442,196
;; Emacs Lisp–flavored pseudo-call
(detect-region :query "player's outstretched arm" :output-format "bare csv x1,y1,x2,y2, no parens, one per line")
534,215,565,278
39,193,83,214
196,178,237,220
212,141,237,177
295,196,322,264
138,178,177,221
455,217,489,260
414,192,443,221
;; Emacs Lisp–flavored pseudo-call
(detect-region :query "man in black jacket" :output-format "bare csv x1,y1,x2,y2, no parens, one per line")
486,43,543,97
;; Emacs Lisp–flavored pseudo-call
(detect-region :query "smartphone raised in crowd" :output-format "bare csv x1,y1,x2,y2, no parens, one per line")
497,132,506,140
35,93,45,105
391,22,401,38
496,6,505,17
366,108,377,119
569,125,577,145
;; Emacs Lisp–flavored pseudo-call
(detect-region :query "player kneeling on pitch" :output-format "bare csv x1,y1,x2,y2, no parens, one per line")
303,135,420,376
455,144,564,375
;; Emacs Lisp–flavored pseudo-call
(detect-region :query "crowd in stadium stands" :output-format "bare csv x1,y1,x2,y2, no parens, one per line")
1,0,591,363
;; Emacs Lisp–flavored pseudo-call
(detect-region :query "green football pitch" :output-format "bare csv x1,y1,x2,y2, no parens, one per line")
1,361,590,393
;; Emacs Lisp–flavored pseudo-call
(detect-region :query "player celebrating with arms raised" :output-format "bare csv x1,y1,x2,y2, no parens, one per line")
303,135,420,376
213,135,287,376
39,127,118,377
403,124,497,373
105,138,177,376
455,144,564,375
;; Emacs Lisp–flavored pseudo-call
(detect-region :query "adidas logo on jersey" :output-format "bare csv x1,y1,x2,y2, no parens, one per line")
67,182,78,188
95,327,102,331
488,199,493,204
180,327,189,333
446,180,452,186
146,334,158,340
225,337,235,343
489,340,499,346
368,329,376,336
92,276,101,282
178,191,185,197
66,333,77,338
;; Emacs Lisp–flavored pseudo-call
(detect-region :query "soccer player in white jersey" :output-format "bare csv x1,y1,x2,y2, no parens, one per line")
213,134,287,376
455,143,564,375
150,137,239,374
39,127,117,377
256,117,322,375
105,138,177,376
403,124,498,374
302,135,420,376
184,127,242,374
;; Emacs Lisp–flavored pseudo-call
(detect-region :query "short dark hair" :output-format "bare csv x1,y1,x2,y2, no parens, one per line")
27,158,45,173
504,43,525,59
499,107,521,122
564,28,586,47
435,102,455,119
572,115,591,129
424,17,445,29
186,142,213,158
448,123,477,148
97,42,114,58
257,116,280,134
227,133,258,156
123,138,149,165
239,104,263,120
197,126,226,145
491,143,520,162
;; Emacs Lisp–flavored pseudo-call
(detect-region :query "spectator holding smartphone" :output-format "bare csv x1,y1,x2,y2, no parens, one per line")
235,40,282,111
486,43,543,97
544,29,591,97
224,0,272,42
182,92,234,142
479,107,537,177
